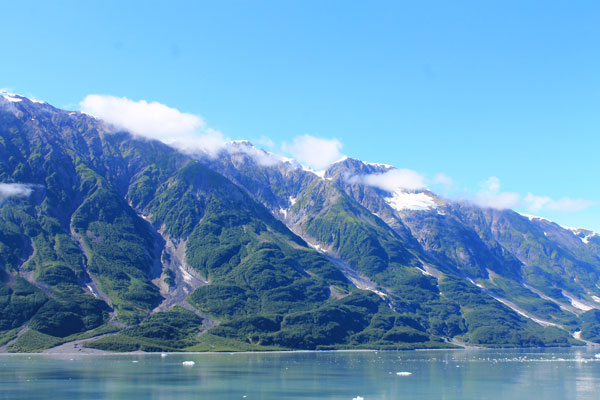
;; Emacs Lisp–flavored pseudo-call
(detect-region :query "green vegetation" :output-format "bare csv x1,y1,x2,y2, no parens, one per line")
71,164,162,323
438,277,574,347
0,328,21,347
485,273,578,328
7,324,121,353
580,310,600,343
7,329,63,352
0,278,47,332
85,307,202,352
0,100,596,353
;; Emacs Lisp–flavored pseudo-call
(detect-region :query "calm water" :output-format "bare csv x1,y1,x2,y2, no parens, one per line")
1,348,599,399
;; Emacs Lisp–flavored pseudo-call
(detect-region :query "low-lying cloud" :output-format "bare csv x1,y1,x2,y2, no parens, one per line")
228,141,281,167
0,183,35,201
524,193,597,213
472,176,597,213
76,95,596,219
281,135,344,170
348,168,426,192
80,95,227,156
80,96,346,170
472,176,521,209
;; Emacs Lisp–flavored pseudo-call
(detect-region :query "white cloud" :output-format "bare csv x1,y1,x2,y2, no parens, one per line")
255,136,275,149
80,95,227,156
473,176,521,209
228,141,281,167
474,191,521,210
433,173,453,187
524,193,596,213
348,168,426,192
281,135,343,170
470,177,597,213
0,183,35,200
523,193,551,211
481,176,501,193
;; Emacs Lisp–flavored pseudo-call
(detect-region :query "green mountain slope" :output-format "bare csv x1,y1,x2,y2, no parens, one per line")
0,95,443,352
0,94,596,351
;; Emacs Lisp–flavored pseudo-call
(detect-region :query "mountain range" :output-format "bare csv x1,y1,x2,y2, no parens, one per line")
1,92,599,353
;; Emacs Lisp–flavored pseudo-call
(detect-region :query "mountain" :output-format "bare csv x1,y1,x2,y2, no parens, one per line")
0,93,598,352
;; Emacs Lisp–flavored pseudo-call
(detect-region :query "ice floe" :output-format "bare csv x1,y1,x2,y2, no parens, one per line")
182,361,195,366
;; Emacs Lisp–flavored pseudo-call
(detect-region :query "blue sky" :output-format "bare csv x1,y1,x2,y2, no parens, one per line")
2,1,599,231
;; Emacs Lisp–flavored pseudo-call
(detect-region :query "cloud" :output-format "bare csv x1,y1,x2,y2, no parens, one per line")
524,193,596,213
433,173,453,187
523,193,551,211
281,135,343,170
348,168,426,192
432,172,454,195
474,191,521,210
80,95,227,156
255,136,275,149
471,177,597,213
481,176,501,193
0,183,35,201
472,176,521,209
228,141,281,167
79,95,345,169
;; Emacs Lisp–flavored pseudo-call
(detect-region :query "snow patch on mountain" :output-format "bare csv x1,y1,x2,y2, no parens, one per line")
1,93,22,103
385,191,437,212
562,292,594,311
306,241,326,253
467,277,485,289
562,226,598,245
519,213,597,245
299,165,329,179
519,213,552,223
364,161,394,169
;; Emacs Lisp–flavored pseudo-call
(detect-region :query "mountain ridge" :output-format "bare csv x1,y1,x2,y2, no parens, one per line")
1,93,599,352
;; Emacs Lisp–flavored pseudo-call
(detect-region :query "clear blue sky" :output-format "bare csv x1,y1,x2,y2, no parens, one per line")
2,1,599,231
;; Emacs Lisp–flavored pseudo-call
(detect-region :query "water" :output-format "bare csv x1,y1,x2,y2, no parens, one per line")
1,347,599,399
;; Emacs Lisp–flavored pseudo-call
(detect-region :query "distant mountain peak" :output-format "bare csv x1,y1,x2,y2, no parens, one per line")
1,92,46,105
519,213,553,223
562,226,598,245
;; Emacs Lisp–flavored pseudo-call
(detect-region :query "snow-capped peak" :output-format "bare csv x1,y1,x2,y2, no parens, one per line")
301,165,327,179
519,213,598,245
1,92,23,103
562,226,598,245
330,155,349,164
1,92,46,104
364,161,394,169
229,140,253,146
519,213,553,223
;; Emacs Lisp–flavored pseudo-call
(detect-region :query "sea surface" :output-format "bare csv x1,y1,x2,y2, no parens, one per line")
1,347,599,399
